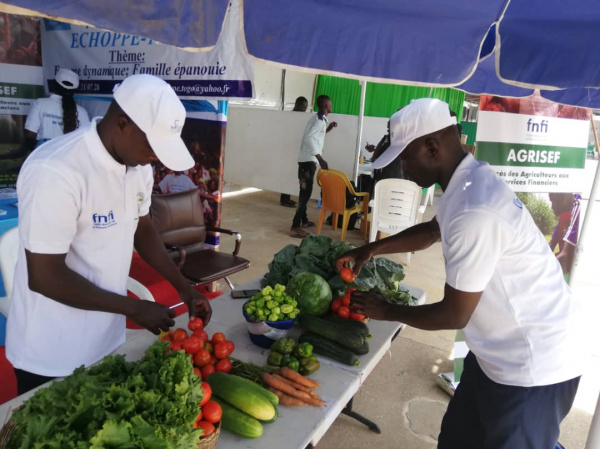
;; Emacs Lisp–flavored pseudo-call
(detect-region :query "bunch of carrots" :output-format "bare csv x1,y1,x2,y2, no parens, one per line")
261,367,324,407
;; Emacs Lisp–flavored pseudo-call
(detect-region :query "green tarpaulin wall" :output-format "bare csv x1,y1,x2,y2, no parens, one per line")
314,75,465,122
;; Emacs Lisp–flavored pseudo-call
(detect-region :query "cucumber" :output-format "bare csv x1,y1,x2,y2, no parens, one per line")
323,314,371,338
298,314,364,350
213,396,264,439
207,373,276,421
226,374,279,406
353,339,370,356
261,405,278,424
299,332,360,366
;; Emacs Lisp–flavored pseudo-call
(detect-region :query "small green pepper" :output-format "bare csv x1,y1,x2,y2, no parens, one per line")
280,304,294,314
270,337,295,354
299,357,320,375
294,342,313,358
283,356,300,372
267,351,284,367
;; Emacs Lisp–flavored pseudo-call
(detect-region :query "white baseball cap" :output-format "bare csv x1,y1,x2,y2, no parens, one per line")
371,98,457,169
55,68,79,90
113,74,194,171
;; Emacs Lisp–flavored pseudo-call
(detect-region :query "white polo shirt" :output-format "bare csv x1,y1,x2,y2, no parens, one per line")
158,173,196,194
6,118,152,377
298,113,328,163
436,153,585,387
25,94,90,141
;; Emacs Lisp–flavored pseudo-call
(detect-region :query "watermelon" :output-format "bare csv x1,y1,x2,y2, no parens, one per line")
287,272,332,316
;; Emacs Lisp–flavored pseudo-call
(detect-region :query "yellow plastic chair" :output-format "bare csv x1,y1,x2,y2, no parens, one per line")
316,169,369,241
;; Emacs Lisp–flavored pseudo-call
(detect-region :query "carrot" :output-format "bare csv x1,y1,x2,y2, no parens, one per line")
273,373,322,400
261,373,324,407
279,366,320,389
269,387,307,406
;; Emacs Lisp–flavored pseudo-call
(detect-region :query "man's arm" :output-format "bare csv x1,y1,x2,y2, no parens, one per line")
25,251,175,334
556,243,575,275
350,283,482,331
326,122,338,133
337,217,441,275
134,215,212,324
315,154,328,170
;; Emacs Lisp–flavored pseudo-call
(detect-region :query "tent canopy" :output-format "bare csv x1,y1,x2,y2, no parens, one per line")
2,0,600,106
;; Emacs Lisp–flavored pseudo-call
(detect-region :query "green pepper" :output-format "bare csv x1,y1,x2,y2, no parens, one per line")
294,342,313,358
267,351,284,367
299,357,320,375
271,337,295,355
283,356,300,372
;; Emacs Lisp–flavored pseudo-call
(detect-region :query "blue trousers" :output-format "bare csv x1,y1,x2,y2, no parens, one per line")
438,352,580,449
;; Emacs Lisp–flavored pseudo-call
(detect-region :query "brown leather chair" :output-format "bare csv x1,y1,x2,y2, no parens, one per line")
150,189,250,289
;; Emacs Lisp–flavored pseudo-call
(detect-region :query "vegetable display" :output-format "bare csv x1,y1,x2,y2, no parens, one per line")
244,284,300,321
261,235,416,304
4,341,204,448
266,337,320,376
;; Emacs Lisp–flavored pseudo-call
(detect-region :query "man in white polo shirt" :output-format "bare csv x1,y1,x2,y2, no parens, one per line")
7,74,212,395
337,98,585,448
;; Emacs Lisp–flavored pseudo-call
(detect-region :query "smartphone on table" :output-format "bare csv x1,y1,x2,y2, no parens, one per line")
231,289,261,299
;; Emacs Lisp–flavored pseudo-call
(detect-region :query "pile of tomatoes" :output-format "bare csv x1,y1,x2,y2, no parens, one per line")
194,381,221,439
330,288,367,321
160,317,236,379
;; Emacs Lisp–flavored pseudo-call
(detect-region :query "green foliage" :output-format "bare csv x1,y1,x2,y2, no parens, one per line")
7,341,203,449
516,193,558,236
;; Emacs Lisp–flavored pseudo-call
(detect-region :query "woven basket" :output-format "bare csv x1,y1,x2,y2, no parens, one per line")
197,421,221,449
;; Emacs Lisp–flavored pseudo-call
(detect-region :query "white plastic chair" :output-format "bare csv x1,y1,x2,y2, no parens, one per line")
0,227,20,317
369,179,423,265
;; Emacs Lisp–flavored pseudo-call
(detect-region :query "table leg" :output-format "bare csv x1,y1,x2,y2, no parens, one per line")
341,397,382,434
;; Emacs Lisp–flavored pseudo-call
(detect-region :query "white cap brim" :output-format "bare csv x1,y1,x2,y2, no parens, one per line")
371,141,408,169
147,134,194,171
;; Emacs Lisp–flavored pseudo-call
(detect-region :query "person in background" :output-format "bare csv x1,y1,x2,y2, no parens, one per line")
549,192,581,276
290,95,337,238
158,170,197,194
280,96,309,208
7,74,211,395
23,68,90,151
338,98,584,449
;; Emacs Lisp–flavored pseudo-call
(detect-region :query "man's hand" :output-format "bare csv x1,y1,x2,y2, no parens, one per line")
365,144,376,153
181,287,213,325
319,160,329,170
336,246,373,277
129,300,176,334
349,291,390,320
326,122,338,132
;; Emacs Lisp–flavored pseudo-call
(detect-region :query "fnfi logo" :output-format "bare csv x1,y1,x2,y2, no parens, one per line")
92,211,117,229
526,118,548,133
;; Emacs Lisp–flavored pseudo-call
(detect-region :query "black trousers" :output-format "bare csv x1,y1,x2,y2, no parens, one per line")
438,352,580,449
292,162,317,228
14,368,56,396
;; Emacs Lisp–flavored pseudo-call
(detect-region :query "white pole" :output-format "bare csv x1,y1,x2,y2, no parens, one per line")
353,79,367,184
586,393,600,449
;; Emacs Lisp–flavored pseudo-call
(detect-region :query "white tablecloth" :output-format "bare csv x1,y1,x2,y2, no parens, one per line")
0,277,426,448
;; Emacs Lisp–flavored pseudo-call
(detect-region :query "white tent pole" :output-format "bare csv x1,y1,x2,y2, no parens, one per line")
586,393,600,449
353,79,367,184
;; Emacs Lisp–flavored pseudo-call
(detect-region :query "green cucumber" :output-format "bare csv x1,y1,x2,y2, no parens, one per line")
207,373,276,421
261,405,278,424
323,314,371,338
353,339,370,356
299,332,360,366
213,396,264,439
298,314,364,350
226,373,279,406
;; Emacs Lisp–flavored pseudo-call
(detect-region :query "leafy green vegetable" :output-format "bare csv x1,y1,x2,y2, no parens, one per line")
6,341,203,449
298,234,332,259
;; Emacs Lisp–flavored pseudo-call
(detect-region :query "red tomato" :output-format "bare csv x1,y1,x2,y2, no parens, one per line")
173,328,188,342
169,340,183,352
340,267,356,283
350,312,366,321
341,294,351,307
200,382,212,406
193,349,212,367
188,317,204,331
201,364,216,379
159,330,173,342
214,342,230,359
202,401,222,424
212,332,226,344
196,420,215,438
193,410,203,428
331,299,342,312
160,334,172,343
193,329,209,342
224,340,235,354
209,355,217,365
337,305,351,319
215,358,232,374
204,342,214,355
182,336,203,355
347,288,356,294
193,367,202,378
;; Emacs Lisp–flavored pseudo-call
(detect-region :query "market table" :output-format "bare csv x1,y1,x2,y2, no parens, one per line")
0,277,426,448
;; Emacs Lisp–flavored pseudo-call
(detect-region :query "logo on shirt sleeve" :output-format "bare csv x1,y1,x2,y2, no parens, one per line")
92,211,117,229
513,197,523,209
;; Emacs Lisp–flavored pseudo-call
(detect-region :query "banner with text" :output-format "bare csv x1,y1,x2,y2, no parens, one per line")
40,1,253,99
476,94,590,193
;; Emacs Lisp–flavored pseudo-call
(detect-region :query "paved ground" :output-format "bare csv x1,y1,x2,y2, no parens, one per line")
218,185,595,449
